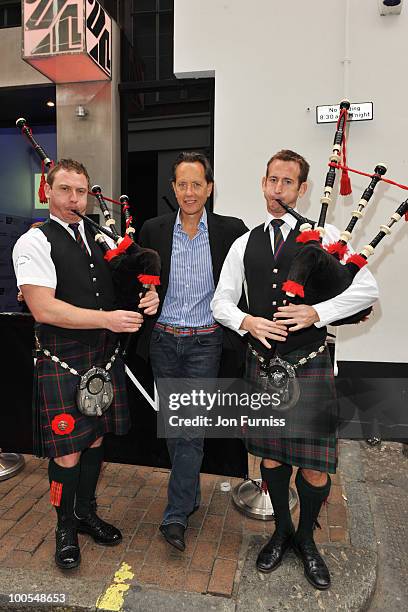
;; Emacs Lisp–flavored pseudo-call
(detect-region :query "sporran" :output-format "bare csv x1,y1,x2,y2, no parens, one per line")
77,367,114,416
258,354,300,412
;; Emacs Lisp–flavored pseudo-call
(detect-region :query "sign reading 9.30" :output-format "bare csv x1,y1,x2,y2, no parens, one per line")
316,102,373,124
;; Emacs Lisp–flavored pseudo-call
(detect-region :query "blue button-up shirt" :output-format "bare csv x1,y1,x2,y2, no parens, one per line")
158,209,215,326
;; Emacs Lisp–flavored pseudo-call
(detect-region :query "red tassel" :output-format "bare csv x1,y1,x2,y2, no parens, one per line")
137,274,160,285
296,230,321,244
339,108,352,196
405,211,408,221
340,170,352,196
346,253,368,269
38,160,47,204
104,234,134,261
325,241,349,259
282,280,304,298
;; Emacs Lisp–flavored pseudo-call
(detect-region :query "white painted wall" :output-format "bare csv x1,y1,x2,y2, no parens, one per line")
174,0,408,364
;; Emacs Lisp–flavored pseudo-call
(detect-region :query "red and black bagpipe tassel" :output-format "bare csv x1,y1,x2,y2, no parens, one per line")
338,106,352,196
16,117,54,205
38,160,48,204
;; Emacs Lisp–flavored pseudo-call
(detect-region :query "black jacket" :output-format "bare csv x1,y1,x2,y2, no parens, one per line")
136,210,248,370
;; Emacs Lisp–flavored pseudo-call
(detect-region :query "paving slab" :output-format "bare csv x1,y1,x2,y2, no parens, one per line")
236,538,376,612
360,441,408,612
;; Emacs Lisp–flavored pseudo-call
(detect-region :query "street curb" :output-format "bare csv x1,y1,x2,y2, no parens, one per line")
0,568,236,612
0,567,104,612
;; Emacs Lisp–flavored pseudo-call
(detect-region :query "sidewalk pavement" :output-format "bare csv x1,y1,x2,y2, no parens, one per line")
360,440,408,611
0,440,382,611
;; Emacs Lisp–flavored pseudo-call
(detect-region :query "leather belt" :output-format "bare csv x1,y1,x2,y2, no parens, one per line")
154,322,220,336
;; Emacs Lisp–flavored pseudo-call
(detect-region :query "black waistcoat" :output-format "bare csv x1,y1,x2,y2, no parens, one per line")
243,222,326,357
38,219,116,345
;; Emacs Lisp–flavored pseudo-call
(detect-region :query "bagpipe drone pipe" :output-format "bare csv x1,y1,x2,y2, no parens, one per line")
276,100,408,326
15,117,161,318
75,209,160,314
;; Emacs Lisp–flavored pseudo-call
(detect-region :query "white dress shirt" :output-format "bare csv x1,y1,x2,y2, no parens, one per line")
12,215,114,289
210,211,379,333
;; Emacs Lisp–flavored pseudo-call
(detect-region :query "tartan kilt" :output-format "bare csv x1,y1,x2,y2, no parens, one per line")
244,341,338,473
33,329,130,458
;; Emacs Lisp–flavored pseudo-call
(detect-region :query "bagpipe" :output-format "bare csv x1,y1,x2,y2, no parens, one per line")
277,100,408,325
16,118,161,318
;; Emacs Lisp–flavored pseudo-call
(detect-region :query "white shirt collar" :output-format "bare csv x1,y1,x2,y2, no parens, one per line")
175,207,208,230
50,213,85,232
263,211,297,232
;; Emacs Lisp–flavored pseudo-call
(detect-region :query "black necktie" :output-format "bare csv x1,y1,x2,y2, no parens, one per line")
270,219,285,257
68,223,89,255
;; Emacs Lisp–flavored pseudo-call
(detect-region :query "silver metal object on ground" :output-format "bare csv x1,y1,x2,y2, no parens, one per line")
366,437,382,447
0,452,25,481
232,478,297,520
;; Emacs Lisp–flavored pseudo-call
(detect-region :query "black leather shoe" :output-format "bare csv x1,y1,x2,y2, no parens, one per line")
159,523,185,552
55,523,81,570
292,538,331,590
256,529,294,573
77,512,122,546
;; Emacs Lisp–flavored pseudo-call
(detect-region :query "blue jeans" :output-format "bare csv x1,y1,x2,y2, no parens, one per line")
150,325,223,527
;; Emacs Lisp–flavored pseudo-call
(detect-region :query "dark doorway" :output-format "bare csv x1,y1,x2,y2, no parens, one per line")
127,150,158,239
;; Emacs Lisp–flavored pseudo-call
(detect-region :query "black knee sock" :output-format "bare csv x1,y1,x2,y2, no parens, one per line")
75,445,104,518
261,461,293,535
295,470,331,543
48,459,80,527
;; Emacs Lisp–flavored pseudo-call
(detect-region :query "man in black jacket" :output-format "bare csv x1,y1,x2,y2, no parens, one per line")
138,152,248,551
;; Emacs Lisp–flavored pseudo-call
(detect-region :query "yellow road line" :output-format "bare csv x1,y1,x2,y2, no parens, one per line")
96,562,135,611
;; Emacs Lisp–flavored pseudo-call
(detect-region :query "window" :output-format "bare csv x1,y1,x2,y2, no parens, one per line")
131,0,173,82
0,1,21,28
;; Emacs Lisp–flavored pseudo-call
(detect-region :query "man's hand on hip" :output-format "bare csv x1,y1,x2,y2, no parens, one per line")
240,315,287,349
274,304,319,331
